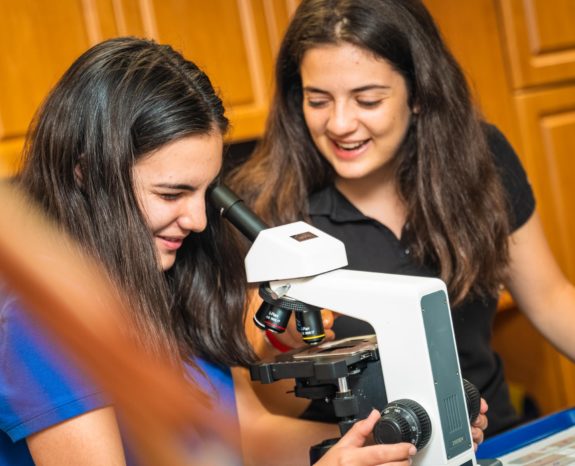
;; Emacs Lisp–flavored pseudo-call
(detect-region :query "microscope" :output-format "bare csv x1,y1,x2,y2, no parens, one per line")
210,185,499,466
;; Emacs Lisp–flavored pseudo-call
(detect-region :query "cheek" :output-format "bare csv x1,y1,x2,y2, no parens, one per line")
303,109,321,135
370,108,409,139
137,196,163,232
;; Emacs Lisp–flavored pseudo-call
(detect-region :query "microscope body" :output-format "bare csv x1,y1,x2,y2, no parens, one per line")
246,221,477,466
270,271,475,465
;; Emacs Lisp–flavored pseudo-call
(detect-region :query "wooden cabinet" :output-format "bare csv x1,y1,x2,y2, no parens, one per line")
498,0,575,88
0,0,297,177
425,0,575,417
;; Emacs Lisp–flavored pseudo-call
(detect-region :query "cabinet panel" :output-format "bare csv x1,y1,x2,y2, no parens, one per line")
0,1,295,175
494,84,575,415
515,85,575,282
152,1,256,105
424,0,522,155
498,0,575,88
0,0,92,139
492,307,566,415
128,0,294,141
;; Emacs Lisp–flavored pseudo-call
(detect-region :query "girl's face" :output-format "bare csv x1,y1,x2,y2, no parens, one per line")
132,132,223,271
300,42,414,183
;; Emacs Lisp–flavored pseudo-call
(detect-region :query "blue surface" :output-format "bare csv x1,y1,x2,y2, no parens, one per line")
476,408,575,459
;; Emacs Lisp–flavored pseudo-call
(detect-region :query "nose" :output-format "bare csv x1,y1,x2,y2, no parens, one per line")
177,197,208,233
326,100,357,136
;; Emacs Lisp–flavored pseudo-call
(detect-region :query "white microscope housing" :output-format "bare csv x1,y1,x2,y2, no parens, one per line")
246,220,477,466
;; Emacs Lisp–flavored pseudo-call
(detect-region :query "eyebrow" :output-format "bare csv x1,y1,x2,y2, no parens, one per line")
154,183,197,191
303,84,391,93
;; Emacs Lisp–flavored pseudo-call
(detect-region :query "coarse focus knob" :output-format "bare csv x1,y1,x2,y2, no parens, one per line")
373,399,431,450
463,378,481,423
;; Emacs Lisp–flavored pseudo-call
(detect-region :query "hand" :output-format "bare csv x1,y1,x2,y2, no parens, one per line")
316,409,416,466
471,398,489,450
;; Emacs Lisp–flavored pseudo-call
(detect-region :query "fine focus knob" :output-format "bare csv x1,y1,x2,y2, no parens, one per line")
373,399,432,450
463,378,481,423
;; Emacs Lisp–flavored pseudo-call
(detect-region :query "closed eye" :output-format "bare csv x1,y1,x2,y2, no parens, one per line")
158,192,182,201
306,98,329,108
356,98,383,108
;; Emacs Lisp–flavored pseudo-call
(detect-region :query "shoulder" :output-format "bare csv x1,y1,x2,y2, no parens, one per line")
482,123,536,232
0,291,108,442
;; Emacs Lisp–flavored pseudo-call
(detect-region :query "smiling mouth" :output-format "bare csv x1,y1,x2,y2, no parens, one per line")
159,235,184,242
157,236,184,250
334,140,369,151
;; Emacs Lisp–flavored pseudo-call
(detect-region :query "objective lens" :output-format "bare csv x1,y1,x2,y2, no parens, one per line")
253,301,292,333
295,310,325,345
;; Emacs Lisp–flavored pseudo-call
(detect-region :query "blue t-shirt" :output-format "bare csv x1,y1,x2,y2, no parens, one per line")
0,290,240,465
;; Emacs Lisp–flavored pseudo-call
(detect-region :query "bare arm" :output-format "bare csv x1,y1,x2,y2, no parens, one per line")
505,211,575,359
27,407,126,466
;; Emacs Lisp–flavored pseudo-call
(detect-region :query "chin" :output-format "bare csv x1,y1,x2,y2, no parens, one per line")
335,168,372,180
161,257,176,271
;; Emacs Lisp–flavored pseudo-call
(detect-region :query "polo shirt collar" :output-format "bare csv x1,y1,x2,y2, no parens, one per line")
309,185,368,223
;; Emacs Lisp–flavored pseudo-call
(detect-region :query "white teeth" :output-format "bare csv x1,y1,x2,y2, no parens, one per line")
337,141,366,150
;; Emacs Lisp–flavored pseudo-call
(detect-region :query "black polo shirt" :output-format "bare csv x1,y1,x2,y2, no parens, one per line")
305,124,535,436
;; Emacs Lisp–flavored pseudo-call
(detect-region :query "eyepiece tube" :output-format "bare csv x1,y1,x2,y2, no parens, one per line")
208,185,268,242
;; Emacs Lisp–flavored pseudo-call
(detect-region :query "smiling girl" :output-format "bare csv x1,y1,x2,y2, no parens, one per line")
229,0,575,441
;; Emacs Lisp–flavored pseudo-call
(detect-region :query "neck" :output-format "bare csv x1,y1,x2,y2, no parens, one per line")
335,167,406,238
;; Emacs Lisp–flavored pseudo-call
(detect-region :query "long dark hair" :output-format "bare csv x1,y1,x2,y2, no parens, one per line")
20,37,255,367
228,0,510,304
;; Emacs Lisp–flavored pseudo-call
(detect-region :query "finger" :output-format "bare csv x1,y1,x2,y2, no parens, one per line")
335,409,382,448
471,426,484,447
321,309,335,329
472,413,488,431
479,398,488,414
324,329,336,341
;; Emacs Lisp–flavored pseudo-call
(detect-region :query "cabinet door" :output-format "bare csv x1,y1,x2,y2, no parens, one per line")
498,0,575,88
424,0,522,157
0,0,94,176
515,85,575,283
0,1,296,176
93,0,297,141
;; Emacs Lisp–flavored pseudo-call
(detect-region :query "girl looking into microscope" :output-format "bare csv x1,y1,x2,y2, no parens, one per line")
0,36,416,466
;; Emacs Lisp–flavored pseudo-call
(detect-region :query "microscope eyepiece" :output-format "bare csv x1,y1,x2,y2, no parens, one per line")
208,184,267,241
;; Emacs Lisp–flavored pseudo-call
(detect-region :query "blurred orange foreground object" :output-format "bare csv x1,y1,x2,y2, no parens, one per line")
0,182,240,466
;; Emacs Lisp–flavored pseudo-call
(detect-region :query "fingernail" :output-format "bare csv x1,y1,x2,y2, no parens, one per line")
409,445,417,456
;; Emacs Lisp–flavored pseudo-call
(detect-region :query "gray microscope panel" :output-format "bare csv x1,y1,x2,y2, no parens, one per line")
421,290,472,459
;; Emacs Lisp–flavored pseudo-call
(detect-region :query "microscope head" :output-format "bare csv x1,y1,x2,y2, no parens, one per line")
245,221,347,282
208,184,348,282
